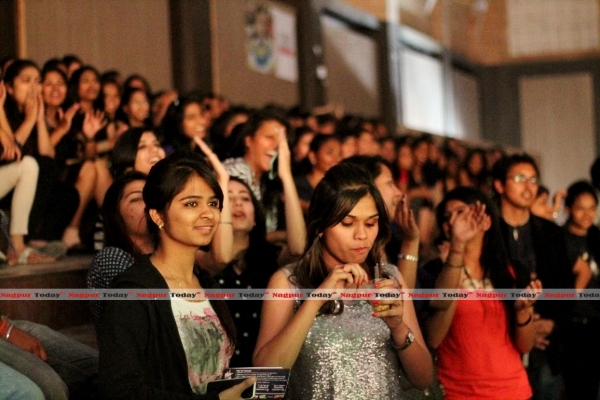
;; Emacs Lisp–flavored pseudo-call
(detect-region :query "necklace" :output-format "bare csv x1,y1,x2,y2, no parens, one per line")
463,266,492,290
164,262,185,289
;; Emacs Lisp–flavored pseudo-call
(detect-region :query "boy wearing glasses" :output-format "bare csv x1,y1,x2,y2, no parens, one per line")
492,153,572,400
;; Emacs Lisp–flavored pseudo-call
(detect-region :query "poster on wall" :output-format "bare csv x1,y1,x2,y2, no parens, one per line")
272,6,298,82
245,0,298,82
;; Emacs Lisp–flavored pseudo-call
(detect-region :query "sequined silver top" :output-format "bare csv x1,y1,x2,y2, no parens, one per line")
283,266,405,400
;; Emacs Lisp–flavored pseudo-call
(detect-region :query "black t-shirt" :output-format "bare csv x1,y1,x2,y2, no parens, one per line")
214,242,280,367
563,228,600,320
502,219,537,279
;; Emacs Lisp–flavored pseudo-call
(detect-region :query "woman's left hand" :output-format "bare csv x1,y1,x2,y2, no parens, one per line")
369,278,404,331
276,132,292,179
394,194,419,241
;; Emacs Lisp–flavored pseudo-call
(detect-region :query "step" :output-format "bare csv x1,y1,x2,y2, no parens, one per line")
0,255,94,330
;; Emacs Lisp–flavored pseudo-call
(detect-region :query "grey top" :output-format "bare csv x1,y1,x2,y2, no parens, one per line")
282,264,406,400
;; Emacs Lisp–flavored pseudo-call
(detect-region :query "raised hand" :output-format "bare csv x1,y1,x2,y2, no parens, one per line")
23,86,39,123
394,194,419,241
56,103,80,133
276,130,293,179
82,109,106,140
193,136,229,185
447,202,487,246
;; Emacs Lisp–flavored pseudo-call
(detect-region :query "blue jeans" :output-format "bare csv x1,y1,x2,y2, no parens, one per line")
528,348,564,400
0,320,98,400
0,361,45,400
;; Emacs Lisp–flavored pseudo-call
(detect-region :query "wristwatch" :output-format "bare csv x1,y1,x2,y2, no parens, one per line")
391,327,414,351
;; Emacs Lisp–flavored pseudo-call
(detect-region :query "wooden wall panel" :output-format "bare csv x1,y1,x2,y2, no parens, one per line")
24,0,173,92
212,0,298,108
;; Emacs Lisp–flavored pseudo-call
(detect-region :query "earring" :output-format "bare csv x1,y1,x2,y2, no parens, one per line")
158,224,164,230
318,232,323,239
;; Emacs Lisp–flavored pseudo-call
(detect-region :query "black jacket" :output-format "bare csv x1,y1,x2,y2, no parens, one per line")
500,215,573,373
98,256,232,400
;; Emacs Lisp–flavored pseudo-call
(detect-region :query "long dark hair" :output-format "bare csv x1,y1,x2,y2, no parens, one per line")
158,92,207,152
65,65,102,109
110,127,160,178
436,187,528,334
230,108,290,158
102,171,149,257
228,177,276,287
292,163,391,313
2,59,40,131
143,151,235,341
143,151,223,247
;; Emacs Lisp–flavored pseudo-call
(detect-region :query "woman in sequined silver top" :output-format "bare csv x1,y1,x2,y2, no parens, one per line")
253,163,433,400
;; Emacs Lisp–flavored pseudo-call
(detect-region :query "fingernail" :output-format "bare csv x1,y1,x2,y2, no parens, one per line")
374,282,380,288
372,301,379,305
371,313,377,317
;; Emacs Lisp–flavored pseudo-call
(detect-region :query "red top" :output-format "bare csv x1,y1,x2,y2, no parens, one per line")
437,299,532,400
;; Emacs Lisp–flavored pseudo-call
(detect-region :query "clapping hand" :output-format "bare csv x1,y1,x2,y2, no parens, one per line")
446,201,488,246
56,103,80,133
82,109,106,141
394,194,419,242
193,136,230,186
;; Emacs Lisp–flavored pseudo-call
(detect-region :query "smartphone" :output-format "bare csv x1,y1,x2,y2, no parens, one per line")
206,377,256,399
268,151,278,180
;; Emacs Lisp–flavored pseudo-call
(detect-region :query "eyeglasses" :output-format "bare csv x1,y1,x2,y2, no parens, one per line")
508,174,538,185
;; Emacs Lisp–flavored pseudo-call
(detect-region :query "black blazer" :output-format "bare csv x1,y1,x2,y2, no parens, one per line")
98,256,230,400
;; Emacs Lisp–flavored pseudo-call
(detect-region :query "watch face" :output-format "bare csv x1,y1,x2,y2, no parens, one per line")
407,331,415,344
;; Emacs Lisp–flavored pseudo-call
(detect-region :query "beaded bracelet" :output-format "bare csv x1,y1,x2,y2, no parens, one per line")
516,313,533,327
398,253,418,263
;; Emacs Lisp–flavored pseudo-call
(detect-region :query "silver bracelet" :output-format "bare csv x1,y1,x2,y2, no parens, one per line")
398,253,418,263
5,324,14,341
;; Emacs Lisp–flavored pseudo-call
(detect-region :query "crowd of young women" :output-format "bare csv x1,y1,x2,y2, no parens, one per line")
2,55,599,399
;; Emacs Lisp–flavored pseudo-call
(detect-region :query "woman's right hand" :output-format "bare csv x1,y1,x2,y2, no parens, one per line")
447,201,487,246
316,263,368,294
218,377,256,400
24,86,39,122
